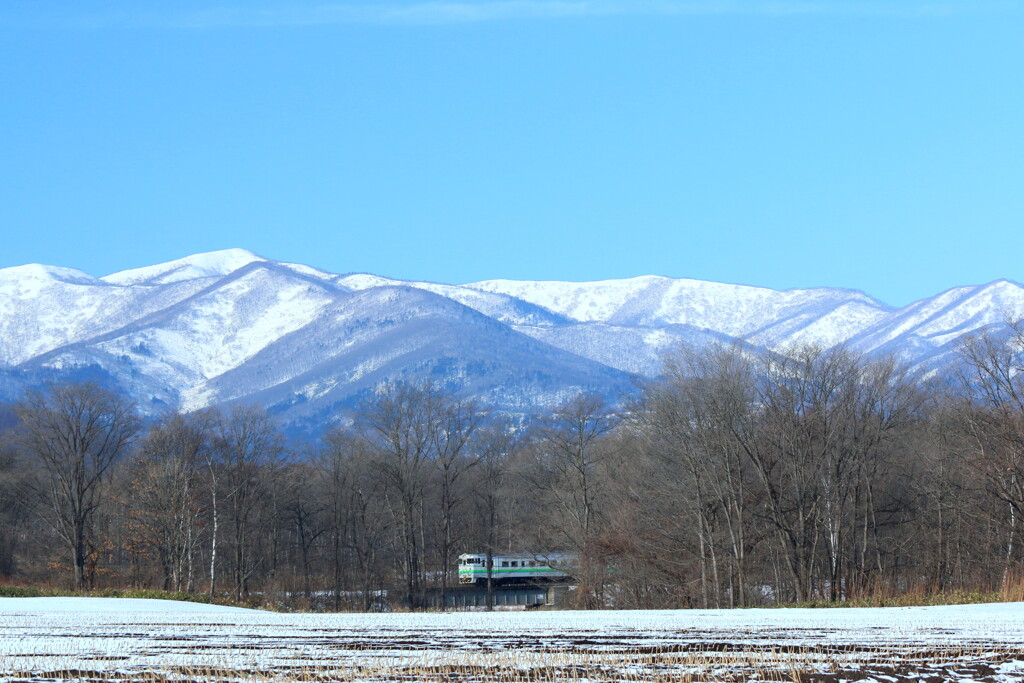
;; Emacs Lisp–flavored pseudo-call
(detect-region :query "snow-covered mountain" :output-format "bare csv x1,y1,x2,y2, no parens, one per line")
2,249,1023,431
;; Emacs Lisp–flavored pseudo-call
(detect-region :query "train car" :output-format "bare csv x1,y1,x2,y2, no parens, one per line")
457,552,575,585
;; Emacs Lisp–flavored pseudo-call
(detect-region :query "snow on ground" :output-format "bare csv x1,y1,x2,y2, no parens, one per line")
0,597,253,613
1,598,1023,681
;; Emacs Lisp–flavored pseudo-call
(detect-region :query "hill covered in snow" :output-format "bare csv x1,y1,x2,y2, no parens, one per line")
2,249,1022,430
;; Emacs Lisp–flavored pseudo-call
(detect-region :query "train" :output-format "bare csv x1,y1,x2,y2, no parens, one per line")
457,552,575,585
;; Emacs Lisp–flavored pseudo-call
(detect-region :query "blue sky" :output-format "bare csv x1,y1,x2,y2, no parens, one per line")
1,1,1022,306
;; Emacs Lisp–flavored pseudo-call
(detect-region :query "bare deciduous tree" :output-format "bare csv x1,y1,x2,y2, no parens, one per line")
359,383,436,608
215,405,284,600
634,344,759,607
529,394,617,607
125,410,214,592
16,383,139,589
432,394,485,609
320,428,390,610
470,420,517,609
957,321,1024,585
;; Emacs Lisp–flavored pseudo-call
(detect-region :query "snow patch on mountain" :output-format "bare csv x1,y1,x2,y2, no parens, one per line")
103,249,265,286
469,276,668,324
182,285,635,424
847,280,1024,356
105,267,335,384
336,273,399,290
0,267,208,366
469,276,891,347
1,263,100,288
514,323,740,375
745,300,893,350
336,274,570,326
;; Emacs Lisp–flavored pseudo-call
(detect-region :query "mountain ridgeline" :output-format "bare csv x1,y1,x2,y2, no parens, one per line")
1,249,1022,431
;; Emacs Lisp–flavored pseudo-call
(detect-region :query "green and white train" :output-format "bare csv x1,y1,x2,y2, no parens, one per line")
457,553,575,585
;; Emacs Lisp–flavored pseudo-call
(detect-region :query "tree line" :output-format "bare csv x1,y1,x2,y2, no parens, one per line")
2,326,1024,610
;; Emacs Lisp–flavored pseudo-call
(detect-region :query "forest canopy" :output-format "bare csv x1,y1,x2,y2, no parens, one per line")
2,328,1024,611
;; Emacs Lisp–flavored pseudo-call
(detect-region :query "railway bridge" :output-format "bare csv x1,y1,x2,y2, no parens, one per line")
426,583,572,608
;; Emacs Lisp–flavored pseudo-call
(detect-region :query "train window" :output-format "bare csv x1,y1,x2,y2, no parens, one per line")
501,561,508,567
529,561,536,567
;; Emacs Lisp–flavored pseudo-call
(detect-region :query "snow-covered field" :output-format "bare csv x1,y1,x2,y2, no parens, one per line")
2,598,1024,681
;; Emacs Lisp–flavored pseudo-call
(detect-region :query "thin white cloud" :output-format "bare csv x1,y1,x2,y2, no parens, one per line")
44,1,1022,30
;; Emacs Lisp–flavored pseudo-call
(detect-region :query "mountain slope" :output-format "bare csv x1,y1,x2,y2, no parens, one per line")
102,248,267,286
0,264,209,366
11,258,636,425
846,279,1024,363
195,286,637,428
3,250,1023,431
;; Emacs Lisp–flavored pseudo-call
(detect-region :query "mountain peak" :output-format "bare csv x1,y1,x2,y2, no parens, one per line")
102,249,266,286
978,278,1024,294
0,263,99,286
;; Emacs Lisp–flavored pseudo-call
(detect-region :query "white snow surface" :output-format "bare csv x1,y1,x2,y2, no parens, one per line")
102,248,265,286
8,597,1024,641
1,599,1023,682
0,265,208,366
468,276,890,335
0,596,251,613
